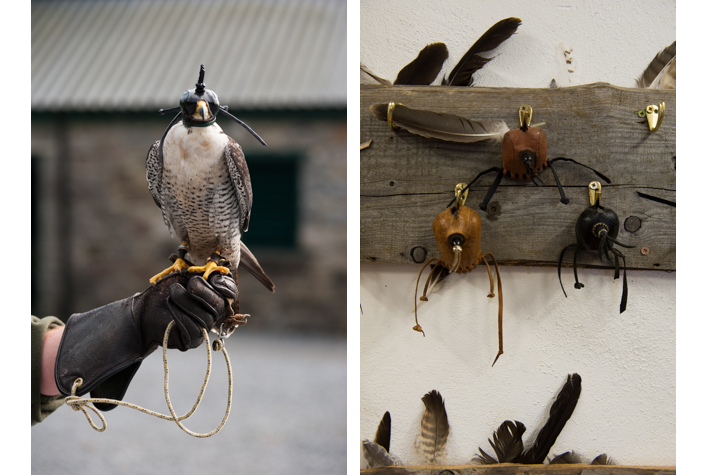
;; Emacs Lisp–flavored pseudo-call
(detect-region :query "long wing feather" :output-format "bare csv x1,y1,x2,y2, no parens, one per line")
636,41,676,88
419,390,450,464
374,411,392,452
146,140,173,235
371,103,509,143
239,242,275,292
225,138,253,233
516,373,582,464
361,63,392,85
443,17,522,86
394,43,449,85
473,420,526,464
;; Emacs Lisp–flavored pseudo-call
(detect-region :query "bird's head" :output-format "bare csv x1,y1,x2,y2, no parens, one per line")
179,65,221,127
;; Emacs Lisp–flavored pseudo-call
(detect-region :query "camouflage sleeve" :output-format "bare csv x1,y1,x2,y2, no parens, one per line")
31,316,65,425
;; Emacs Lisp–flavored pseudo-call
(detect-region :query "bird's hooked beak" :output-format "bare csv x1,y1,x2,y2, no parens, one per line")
192,100,213,122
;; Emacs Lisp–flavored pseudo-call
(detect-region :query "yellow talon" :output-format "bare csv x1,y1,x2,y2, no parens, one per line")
150,257,191,284
187,260,230,281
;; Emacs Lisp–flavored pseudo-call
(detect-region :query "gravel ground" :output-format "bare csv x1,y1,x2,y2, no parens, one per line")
31,331,346,475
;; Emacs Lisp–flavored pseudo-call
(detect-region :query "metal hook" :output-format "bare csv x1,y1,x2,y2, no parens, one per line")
589,181,601,207
452,183,469,212
519,104,533,130
387,102,400,131
645,102,665,132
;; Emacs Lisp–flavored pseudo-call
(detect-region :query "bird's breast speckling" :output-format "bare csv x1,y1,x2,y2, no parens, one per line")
160,122,240,264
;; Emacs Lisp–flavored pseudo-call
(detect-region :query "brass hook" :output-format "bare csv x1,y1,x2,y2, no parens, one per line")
452,183,469,212
387,102,400,131
645,102,665,132
589,181,601,207
519,105,533,129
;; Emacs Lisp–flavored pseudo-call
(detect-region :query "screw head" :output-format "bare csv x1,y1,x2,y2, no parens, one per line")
641,247,650,255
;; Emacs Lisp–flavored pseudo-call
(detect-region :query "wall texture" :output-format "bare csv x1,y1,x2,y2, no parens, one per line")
32,113,347,333
360,0,676,467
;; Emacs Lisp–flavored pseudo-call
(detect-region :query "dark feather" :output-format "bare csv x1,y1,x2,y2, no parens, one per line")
636,41,676,88
472,447,498,465
371,103,509,143
419,390,450,463
473,420,526,464
549,451,583,464
394,43,449,85
374,411,392,452
443,17,522,86
591,454,615,465
239,242,275,292
516,373,582,464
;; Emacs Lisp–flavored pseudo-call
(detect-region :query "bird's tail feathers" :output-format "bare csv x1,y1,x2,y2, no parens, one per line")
239,242,276,292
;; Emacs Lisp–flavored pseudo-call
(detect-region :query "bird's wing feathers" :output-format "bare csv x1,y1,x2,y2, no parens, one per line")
239,242,275,292
225,137,253,232
146,140,173,234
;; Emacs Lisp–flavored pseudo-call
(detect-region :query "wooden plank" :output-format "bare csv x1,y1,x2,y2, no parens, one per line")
361,464,675,475
360,83,676,271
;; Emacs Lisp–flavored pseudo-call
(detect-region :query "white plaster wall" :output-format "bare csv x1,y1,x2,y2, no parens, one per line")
361,0,675,88
360,0,676,467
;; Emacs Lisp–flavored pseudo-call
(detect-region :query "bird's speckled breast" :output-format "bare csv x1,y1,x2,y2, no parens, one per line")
161,123,239,264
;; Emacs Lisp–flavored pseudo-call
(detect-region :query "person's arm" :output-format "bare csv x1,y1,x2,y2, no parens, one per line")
31,316,65,425
40,326,64,396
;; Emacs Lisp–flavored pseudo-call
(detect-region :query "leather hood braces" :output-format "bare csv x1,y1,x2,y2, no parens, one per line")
413,184,504,366
558,182,634,313
464,105,611,211
156,65,267,173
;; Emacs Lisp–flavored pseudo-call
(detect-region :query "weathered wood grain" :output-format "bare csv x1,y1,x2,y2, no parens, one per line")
361,464,675,475
360,83,675,271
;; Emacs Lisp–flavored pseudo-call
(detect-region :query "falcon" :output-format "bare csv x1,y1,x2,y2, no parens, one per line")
146,65,275,294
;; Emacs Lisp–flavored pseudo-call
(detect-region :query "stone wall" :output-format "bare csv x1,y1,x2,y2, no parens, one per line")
31,112,346,333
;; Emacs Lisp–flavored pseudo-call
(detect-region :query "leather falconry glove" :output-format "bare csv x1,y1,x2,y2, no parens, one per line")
54,271,239,411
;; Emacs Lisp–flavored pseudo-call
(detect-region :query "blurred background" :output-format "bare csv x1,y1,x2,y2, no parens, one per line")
31,0,346,473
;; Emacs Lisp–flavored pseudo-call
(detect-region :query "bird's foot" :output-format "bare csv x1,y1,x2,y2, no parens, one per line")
149,257,191,284
187,259,230,281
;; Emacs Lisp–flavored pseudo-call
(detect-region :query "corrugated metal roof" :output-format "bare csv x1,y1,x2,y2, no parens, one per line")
32,0,346,111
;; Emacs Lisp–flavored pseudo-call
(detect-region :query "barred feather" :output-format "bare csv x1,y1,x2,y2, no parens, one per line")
636,41,676,88
418,390,450,464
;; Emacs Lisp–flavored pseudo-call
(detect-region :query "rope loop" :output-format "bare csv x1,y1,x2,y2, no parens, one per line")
63,321,232,437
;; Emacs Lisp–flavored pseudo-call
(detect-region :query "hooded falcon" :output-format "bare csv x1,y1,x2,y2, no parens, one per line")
146,65,275,293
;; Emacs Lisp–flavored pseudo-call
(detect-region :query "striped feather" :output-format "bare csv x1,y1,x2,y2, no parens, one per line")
418,390,450,464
